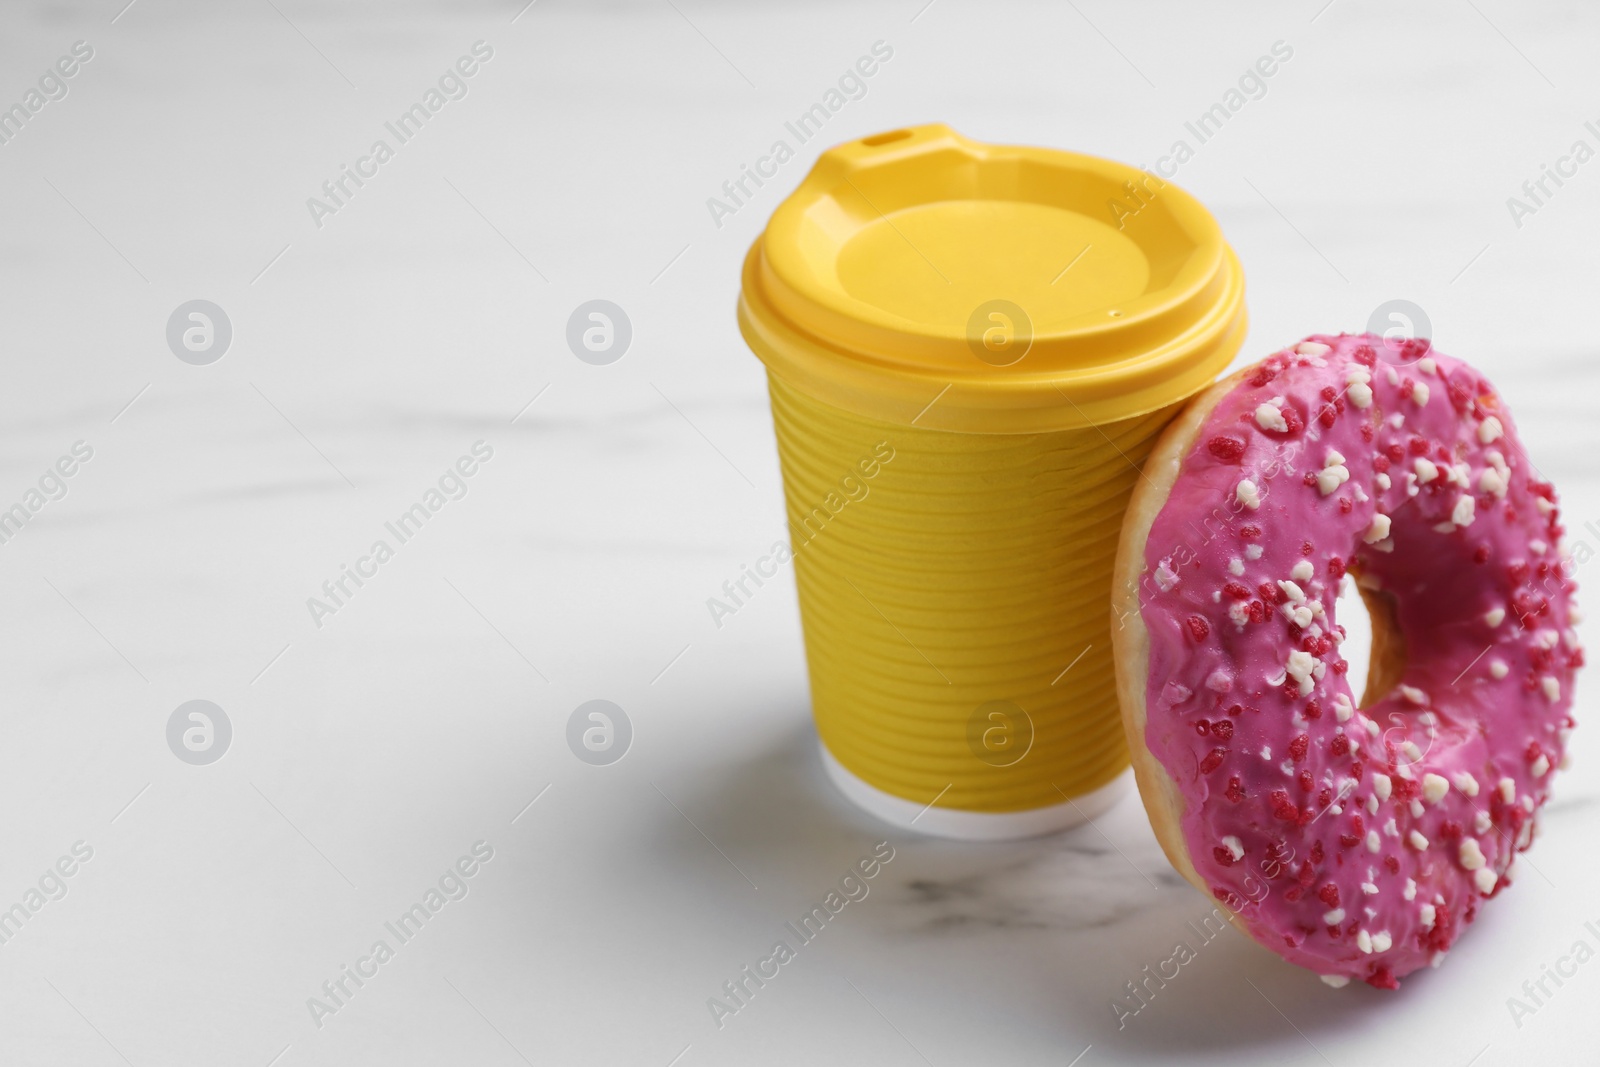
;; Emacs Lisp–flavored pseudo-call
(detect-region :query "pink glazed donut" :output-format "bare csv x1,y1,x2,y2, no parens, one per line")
1112,333,1580,989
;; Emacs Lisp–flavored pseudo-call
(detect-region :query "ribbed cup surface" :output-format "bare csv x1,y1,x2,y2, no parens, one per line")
768,372,1176,813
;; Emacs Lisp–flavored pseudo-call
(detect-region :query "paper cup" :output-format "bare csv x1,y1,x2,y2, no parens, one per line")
738,124,1246,838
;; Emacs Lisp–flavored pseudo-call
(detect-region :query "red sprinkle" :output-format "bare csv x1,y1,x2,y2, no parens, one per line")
1289,734,1310,762
1208,435,1247,462
1270,790,1300,821
1186,615,1211,641
1199,747,1227,774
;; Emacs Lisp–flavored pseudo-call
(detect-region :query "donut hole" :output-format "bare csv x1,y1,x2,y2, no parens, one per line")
1357,582,1409,708
1335,568,1408,710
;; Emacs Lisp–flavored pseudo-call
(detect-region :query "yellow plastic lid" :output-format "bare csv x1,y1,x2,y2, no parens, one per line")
739,124,1247,433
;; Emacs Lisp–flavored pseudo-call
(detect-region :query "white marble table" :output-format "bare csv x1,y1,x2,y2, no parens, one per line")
1,0,1596,1063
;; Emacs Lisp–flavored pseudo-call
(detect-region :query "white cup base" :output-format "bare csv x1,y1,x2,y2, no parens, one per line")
818,742,1132,841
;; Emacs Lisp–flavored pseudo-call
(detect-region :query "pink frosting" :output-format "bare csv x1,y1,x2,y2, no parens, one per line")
1138,333,1580,989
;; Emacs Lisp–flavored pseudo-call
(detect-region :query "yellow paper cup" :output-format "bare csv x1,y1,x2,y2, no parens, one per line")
739,124,1246,838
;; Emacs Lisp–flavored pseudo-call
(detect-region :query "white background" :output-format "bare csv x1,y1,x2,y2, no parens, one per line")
0,1,1596,1064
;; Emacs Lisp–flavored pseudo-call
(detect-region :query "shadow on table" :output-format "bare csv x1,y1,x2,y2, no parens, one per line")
652,713,1424,1060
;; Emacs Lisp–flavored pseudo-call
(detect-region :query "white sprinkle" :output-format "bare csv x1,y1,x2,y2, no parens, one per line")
1400,685,1428,706
1255,403,1289,432
1409,830,1429,850
1452,772,1479,796
1375,471,1391,490
1221,835,1244,861
1357,929,1373,953
1414,457,1438,484
1260,745,1273,760
1236,479,1261,510
1363,514,1391,543
1498,777,1516,803
1334,693,1354,722
1479,415,1503,444
1372,931,1393,952
1386,368,1400,387
1522,795,1535,813
1278,580,1307,603
1410,799,1425,818
1485,607,1505,628
1422,773,1450,804
1531,753,1550,777
1361,882,1379,895
1366,830,1381,853
1348,382,1373,409
1403,741,1424,762
1420,903,1436,930
1316,463,1350,495
1384,817,1399,838
1228,558,1245,576
1530,539,1548,556
1286,650,1317,696
1458,839,1485,870
1431,951,1448,968
1205,670,1233,693
1321,974,1350,988
1479,467,1508,498
1475,868,1498,893
1540,677,1560,704
1412,382,1429,406
1366,795,1379,815
1245,544,1263,560
1291,560,1314,582
1297,341,1331,356
1475,811,1492,833
1154,559,1180,592
1364,718,1380,738
1403,878,1417,901
1489,660,1508,679
1453,495,1476,527
1418,357,1437,375
1324,907,1346,924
